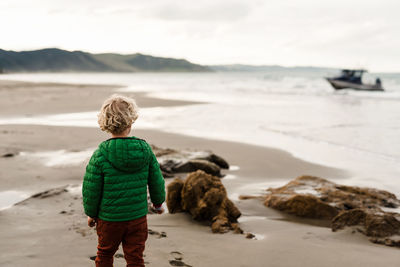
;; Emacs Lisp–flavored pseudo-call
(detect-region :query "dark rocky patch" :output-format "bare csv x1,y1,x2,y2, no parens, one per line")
265,194,338,220
166,180,184,214
332,208,400,245
167,170,242,234
151,145,229,178
1,153,15,158
199,153,229,169
240,175,400,247
246,233,256,239
31,187,68,199
172,160,221,177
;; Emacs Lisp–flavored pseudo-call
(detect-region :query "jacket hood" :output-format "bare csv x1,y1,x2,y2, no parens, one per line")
98,137,151,172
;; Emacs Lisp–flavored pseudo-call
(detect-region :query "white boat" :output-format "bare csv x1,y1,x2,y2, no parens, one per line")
326,69,384,91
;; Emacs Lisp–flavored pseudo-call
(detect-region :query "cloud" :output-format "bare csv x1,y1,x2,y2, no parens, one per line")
154,2,251,22
0,0,399,71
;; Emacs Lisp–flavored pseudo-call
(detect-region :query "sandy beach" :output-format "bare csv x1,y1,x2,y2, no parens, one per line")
0,80,399,267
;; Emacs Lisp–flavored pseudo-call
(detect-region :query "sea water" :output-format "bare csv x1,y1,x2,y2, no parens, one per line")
1,71,400,195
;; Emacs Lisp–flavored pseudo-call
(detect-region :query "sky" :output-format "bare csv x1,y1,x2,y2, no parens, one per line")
1,0,399,72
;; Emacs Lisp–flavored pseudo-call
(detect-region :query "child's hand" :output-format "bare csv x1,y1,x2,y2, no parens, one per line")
153,204,164,214
87,216,96,227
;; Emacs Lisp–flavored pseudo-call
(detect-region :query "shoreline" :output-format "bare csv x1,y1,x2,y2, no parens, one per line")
0,79,345,179
2,78,399,197
0,80,203,116
0,80,399,266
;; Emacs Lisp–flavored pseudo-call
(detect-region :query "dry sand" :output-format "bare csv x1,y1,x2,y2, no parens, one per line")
0,80,398,267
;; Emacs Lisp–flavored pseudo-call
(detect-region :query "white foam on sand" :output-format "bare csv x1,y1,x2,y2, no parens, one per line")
0,109,158,129
2,72,400,199
66,184,82,196
238,216,267,223
0,105,399,197
254,234,266,241
228,180,284,201
0,191,29,211
19,149,95,167
0,112,99,127
228,193,241,202
224,174,237,180
229,165,240,171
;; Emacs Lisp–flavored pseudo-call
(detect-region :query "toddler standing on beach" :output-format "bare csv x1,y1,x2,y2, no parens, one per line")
82,94,165,267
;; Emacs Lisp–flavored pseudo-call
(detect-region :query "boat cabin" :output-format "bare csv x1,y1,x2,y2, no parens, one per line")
336,69,366,84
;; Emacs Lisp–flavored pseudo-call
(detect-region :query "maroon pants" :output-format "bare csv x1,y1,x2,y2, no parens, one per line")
95,216,148,267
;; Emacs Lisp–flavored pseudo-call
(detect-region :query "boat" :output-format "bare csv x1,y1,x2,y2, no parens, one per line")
326,69,384,91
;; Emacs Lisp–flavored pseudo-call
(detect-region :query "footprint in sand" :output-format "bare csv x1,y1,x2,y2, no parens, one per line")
169,251,192,267
148,228,167,238
90,254,149,264
170,251,183,261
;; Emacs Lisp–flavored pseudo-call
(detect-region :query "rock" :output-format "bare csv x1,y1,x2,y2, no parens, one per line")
240,175,400,247
265,194,338,220
166,179,184,213
246,233,255,239
231,223,244,234
198,153,229,169
332,208,400,238
159,159,176,178
31,186,69,199
370,237,400,247
260,176,400,218
1,153,15,158
331,209,366,230
172,160,221,177
160,160,177,174
152,146,177,157
152,145,229,177
167,170,242,234
161,171,175,178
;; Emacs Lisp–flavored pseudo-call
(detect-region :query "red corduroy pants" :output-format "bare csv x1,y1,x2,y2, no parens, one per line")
95,216,148,267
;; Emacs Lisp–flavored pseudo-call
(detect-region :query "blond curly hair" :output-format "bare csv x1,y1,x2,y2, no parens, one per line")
97,94,139,134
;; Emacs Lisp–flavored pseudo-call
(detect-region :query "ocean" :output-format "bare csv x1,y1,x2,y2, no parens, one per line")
1,71,400,195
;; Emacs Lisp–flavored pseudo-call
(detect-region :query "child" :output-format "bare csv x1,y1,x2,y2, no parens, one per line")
82,94,165,267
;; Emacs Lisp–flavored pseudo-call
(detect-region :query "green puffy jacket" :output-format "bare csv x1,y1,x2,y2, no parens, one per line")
82,137,165,221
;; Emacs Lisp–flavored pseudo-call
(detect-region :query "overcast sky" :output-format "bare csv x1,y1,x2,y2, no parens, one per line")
1,0,399,72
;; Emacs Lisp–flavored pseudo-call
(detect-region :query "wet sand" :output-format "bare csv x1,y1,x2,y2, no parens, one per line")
0,80,399,267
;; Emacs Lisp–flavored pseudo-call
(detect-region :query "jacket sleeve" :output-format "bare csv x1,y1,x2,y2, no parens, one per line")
82,150,104,218
147,148,166,206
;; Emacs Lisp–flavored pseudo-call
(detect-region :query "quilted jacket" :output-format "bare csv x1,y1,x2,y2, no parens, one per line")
82,137,165,221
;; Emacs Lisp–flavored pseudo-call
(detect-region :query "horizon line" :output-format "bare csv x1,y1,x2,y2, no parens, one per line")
1,47,397,74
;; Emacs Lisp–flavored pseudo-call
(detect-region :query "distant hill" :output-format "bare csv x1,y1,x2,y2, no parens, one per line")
209,64,337,72
0,48,211,73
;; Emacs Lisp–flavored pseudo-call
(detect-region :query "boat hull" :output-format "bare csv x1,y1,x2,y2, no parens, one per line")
326,78,384,91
